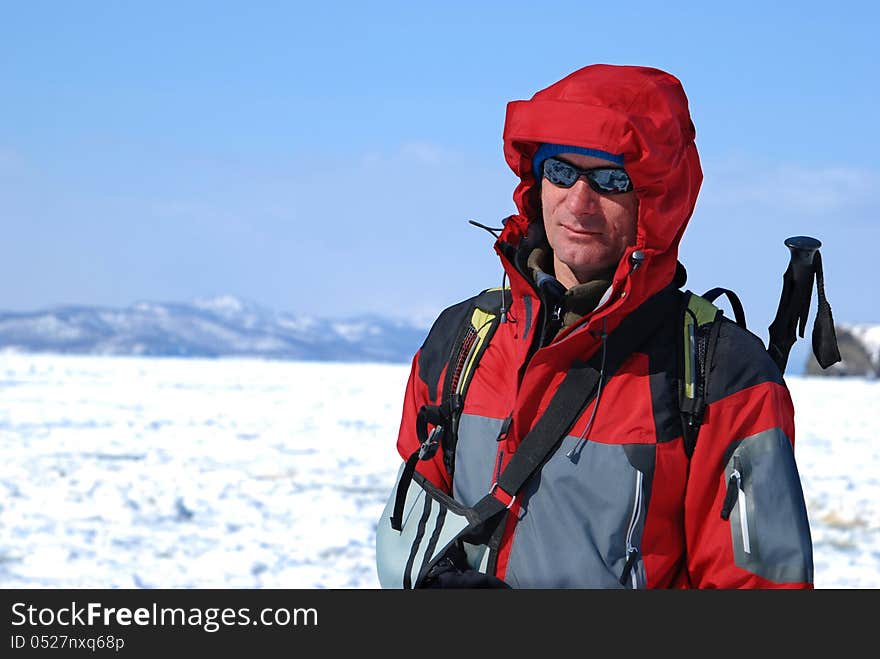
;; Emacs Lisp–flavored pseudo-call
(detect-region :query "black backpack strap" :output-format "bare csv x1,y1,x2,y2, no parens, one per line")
473,284,683,521
701,287,747,329
389,449,422,532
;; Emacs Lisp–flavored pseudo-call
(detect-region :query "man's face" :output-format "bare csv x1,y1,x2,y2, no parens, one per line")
540,153,639,288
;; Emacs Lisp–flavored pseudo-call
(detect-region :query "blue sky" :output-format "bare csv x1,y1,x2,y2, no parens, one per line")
2,1,878,361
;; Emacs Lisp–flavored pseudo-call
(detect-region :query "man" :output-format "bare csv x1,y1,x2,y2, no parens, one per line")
379,64,813,588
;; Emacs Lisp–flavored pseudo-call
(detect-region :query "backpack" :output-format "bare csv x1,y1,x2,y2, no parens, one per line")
380,282,697,588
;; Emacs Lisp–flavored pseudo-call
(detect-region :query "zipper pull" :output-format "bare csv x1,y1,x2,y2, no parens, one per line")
566,436,587,462
720,469,741,519
619,547,640,586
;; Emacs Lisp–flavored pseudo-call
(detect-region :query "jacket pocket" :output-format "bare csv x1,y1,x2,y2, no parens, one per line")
505,440,654,588
719,429,813,584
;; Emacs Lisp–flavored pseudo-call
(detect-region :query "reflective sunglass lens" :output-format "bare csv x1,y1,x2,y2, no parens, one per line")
544,159,578,187
590,169,633,193
542,157,632,194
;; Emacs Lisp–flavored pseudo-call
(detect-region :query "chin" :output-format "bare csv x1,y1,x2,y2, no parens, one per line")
558,250,603,271
559,253,617,279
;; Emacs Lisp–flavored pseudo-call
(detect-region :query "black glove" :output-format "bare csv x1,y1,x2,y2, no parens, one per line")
418,546,510,589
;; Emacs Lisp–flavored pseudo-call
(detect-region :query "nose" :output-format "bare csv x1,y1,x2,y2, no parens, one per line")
564,178,601,214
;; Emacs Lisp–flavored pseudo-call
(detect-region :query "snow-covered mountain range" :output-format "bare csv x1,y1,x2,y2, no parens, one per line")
0,296,429,364
1,295,877,375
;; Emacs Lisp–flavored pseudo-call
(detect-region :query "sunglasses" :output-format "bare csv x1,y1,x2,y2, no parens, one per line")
542,157,634,194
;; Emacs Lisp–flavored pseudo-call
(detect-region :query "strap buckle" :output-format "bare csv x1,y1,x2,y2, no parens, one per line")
490,482,517,509
418,426,442,460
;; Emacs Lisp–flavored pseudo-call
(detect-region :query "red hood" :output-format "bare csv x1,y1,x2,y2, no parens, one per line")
499,64,702,329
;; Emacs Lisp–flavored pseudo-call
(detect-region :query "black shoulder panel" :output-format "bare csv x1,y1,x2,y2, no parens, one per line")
646,301,685,444
706,318,785,405
473,287,512,315
417,294,479,402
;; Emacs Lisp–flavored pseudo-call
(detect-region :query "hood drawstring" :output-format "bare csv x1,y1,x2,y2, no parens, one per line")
566,252,640,462
468,219,511,323
499,270,509,323
566,317,608,463
468,219,503,238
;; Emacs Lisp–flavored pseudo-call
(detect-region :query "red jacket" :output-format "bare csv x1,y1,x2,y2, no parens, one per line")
394,65,813,588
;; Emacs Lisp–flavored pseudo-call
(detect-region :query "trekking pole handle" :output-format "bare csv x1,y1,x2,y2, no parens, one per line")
785,236,821,278
784,236,822,342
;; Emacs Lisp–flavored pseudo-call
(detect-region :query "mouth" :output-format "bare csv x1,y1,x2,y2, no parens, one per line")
561,224,601,236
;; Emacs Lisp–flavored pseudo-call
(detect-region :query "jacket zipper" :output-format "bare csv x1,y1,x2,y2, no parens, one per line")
720,457,751,554
734,467,751,554
619,469,643,588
